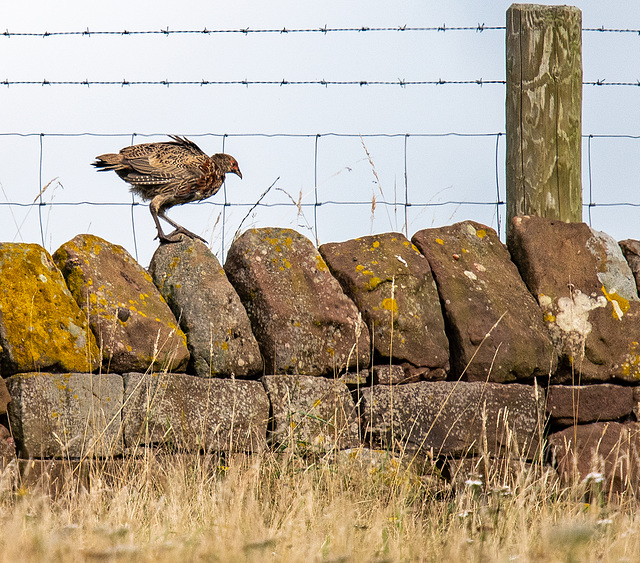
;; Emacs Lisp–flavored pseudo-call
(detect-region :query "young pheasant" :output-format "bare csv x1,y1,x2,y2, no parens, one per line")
93,135,242,243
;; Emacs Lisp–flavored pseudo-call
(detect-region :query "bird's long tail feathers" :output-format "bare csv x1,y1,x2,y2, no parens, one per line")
92,153,123,171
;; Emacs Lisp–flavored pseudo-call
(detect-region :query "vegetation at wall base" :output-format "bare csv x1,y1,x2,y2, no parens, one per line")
1,446,640,562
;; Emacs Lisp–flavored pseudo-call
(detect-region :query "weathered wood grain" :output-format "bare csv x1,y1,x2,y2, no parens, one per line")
506,4,583,229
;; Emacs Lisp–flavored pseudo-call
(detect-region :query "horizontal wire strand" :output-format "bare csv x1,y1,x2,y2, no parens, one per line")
2,79,638,87
2,25,640,37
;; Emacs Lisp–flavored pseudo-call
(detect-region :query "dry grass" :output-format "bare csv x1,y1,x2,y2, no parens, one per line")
1,447,640,563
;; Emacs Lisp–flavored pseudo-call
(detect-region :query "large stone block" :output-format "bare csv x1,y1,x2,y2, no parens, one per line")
0,243,99,375
413,221,556,382
319,233,449,380
508,216,640,383
6,372,123,458
149,235,262,378
53,234,189,373
262,374,360,452
224,228,370,376
122,372,269,452
361,381,545,460
547,384,635,426
549,422,640,495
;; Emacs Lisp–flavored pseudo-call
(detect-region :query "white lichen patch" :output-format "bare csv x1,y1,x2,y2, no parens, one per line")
554,290,607,336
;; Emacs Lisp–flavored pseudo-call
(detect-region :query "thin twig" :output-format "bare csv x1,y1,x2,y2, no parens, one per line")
233,177,279,241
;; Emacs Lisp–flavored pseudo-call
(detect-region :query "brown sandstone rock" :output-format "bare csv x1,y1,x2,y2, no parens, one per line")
0,377,10,414
361,380,545,460
0,424,15,460
319,233,449,379
149,236,262,378
412,221,556,382
0,243,99,375
122,372,269,452
18,459,90,498
508,216,640,383
547,384,635,426
6,372,123,458
224,228,370,376
372,364,418,385
619,239,640,294
53,234,189,373
548,421,640,495
261,374,360,452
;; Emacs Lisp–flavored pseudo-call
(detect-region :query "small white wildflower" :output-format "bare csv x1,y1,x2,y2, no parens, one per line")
597,519,613,526
583,472,604,484
465,479,483,487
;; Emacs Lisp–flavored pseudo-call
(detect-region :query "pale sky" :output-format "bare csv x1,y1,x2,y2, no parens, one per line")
1,1,639,266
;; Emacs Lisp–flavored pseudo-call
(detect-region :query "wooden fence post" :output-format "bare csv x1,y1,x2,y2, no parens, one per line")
506,3,583,230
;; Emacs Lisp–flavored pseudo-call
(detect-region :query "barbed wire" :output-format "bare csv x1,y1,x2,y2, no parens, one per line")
3,79,640,88
1,78,506,87
2,25,640,37
0,25,503,37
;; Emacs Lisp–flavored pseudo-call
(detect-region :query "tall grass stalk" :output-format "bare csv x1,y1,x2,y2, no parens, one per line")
2,448,640,562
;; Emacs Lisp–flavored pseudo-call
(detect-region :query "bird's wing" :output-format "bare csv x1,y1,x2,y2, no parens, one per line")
119,138,208,180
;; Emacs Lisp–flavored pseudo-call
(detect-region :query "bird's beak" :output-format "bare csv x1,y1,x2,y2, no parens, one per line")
235,169,243,179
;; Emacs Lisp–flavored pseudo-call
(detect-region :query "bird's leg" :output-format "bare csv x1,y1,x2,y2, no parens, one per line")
149,195,208,244
158,213,208,244
149,197,180,243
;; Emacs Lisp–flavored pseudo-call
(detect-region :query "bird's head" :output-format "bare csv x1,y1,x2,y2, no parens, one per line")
216,154,243,179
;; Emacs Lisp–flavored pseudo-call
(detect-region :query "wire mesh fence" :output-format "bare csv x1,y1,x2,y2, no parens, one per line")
1,20,639,265
0,130,639,266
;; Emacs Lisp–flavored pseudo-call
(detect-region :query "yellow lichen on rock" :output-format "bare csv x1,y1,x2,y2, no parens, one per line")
601,285,630,320
0,242,99,374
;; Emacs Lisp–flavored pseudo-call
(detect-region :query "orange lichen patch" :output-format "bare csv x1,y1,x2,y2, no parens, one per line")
284,236,293,247
381,298,398,313
602,286,630,320
543,311,556,323
372,241,380,249
435,238,444,245
284,259,292,269
476,229,487,239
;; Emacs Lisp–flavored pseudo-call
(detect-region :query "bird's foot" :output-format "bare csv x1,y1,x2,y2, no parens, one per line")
156,233,183,244
157,228,208,245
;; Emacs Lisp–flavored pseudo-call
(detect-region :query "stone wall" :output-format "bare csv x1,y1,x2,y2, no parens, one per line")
2,216,640,493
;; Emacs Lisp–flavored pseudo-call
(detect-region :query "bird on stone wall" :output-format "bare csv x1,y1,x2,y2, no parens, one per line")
93,135,242,243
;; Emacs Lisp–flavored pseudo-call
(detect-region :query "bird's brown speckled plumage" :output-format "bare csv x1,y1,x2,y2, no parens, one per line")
93,135,242,243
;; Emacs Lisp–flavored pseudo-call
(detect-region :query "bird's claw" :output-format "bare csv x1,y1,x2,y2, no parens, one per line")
156,229,208,245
